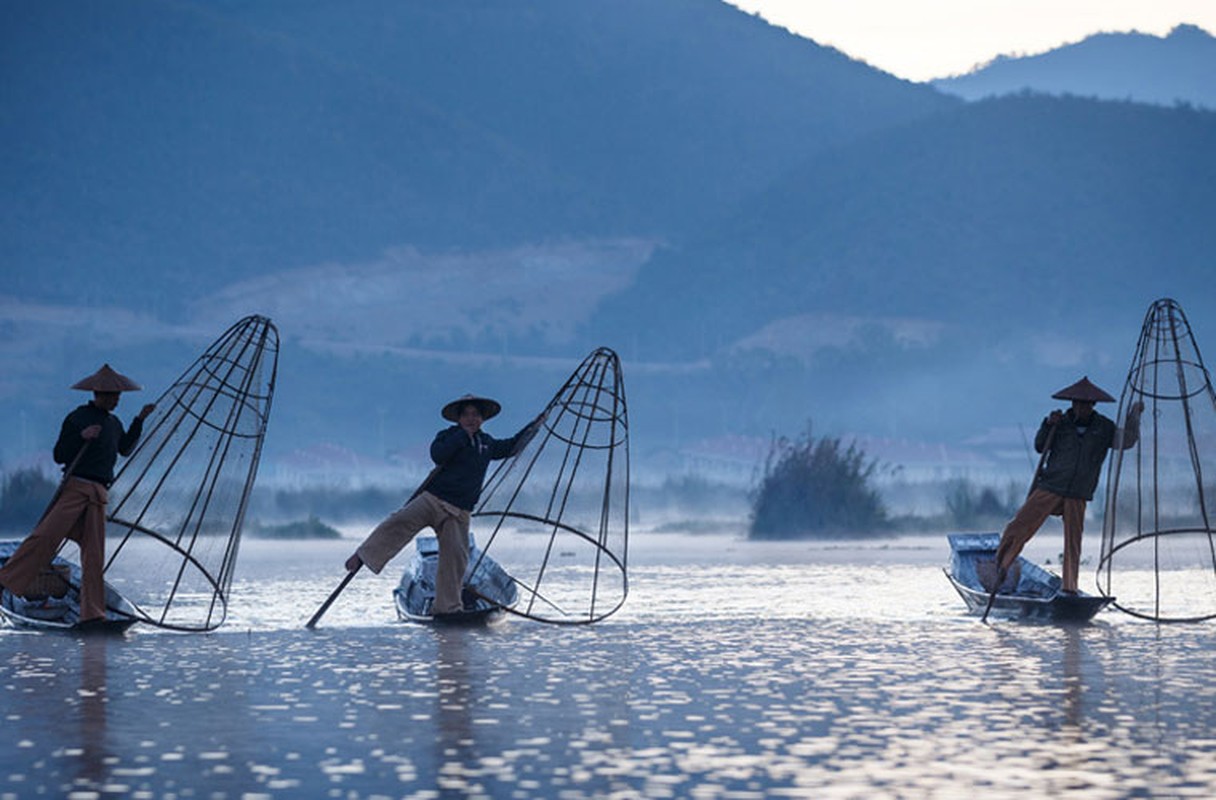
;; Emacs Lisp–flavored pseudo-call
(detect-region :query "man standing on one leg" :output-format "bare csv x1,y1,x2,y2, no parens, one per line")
995,376,1143,593
346,394,544,616
0,364,155,624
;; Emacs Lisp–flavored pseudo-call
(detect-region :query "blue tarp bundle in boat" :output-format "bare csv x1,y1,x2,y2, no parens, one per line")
394,533,518,619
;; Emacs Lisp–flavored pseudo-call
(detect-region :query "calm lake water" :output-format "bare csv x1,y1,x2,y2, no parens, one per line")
3,533,1216,799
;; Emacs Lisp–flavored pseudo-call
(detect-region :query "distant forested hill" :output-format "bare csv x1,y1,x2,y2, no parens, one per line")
589,94,1216,442
1,0,953,311
593,93,1216,359
932,25,1216,110
2,2,1214,477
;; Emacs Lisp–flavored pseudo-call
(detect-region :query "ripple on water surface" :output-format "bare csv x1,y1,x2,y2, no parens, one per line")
3,536,1216,798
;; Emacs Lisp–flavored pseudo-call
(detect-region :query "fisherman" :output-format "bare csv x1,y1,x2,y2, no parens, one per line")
993,376,1143,594
0,365,155,625
345,394,545,616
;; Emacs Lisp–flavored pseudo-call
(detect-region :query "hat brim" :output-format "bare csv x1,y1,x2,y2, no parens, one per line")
71,364,142,393
1051,376,1115,403
442,396,501,422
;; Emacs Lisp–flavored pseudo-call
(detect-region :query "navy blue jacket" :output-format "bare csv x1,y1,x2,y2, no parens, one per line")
1034,408,1138,501
53,402,144,486
425,424,528,511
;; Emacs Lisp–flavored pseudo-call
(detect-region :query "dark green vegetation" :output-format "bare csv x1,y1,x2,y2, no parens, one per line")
259,485,400,527
0,465,1028,541
0,468,55,533
249,515,342,540
943,479,1020,530
749,427,887,539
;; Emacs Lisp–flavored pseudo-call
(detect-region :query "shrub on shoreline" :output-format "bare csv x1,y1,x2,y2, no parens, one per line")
249,514,343,540
0,467,56,532
749,425,887,540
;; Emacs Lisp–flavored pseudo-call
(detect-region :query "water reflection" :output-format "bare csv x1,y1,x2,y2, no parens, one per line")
433,628,480,795
4,537,1216,798
436,629,472,744
989,623,1109,734
76,634,110,786
1062,624,1085,731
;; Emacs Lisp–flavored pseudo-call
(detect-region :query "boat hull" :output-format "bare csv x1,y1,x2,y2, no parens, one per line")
0,540,141,633
396,605,507,626
944,533,1113,623
394,533,517,625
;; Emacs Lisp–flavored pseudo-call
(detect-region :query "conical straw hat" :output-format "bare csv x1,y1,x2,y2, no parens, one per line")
441,394,501,422
71,364,142,392
1051,376,1114,403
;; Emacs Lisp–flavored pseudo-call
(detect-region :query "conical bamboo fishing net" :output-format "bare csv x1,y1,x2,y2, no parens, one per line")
1098,299,1216,622
472,347,629,625
102,315,279,631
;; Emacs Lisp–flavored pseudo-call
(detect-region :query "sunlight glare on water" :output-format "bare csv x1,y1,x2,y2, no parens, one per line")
3,534,1216,798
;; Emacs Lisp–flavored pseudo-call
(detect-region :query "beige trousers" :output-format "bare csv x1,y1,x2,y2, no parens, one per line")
996,487,1087,592
356,491,471,614
0,478,109,621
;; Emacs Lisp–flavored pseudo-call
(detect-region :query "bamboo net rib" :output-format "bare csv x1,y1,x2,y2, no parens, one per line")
1099,299,1216,622
471,347,630,625
103,315,279,631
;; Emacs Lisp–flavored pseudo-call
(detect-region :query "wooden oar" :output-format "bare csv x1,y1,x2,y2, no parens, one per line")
305,461,446,630
303,566,360,630
981,420,1059,623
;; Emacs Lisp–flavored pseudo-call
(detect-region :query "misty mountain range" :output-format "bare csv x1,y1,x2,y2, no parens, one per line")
933,24,1216,110
3,1,1213,497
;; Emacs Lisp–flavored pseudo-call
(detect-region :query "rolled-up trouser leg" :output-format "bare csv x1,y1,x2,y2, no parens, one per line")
356,493,442,574
1060,498,1087,592
996,488,1063,575
433,509,471,614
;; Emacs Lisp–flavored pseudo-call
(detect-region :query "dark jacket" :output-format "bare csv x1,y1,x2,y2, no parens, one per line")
1034,408,1138,501
425,424,528,511
53,402,144,486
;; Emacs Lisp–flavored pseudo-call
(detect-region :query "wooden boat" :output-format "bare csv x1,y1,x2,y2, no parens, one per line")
944,533,1114,622
0,540,140,633
394,533,517,625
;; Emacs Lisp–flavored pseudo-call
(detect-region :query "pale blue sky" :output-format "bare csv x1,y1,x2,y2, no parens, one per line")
728,0,1216,81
